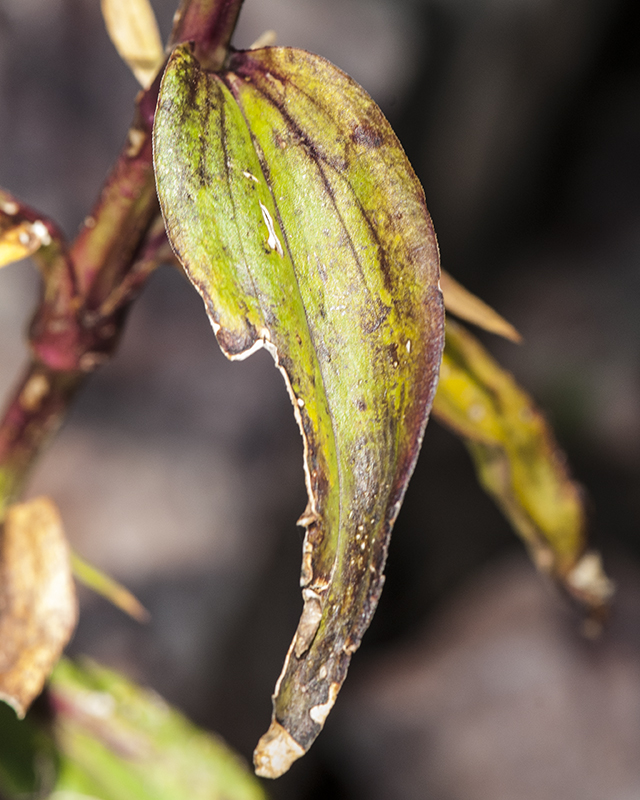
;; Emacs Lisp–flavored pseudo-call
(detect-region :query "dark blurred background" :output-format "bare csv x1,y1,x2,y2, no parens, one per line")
2,0,640,797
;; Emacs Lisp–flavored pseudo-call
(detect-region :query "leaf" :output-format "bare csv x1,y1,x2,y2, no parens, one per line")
0,660,267,800
440,269,521,342
0,190,53,268
0,497,77,718
46,659,267,800
101,0,164,89
71,552,150,623
432,320,613,613
154,44,444,776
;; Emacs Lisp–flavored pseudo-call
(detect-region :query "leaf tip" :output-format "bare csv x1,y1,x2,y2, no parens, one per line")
71,552,150,623
249,29,277,50
440,270,522,343
253,720,305,779
566,551,615,610
0,692,26,720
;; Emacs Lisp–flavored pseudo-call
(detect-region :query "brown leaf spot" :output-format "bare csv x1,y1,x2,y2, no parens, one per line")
351,123,383,149
294,591,323,657
309,681,340,726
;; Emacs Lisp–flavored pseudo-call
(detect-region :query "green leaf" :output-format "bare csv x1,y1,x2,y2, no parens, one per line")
0,659,267,800
48,659,267,800
433,320,613,615
71,551,150,623
154,44,444,776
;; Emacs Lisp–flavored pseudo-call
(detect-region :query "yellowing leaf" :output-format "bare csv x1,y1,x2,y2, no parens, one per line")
101,0,164,89
0,497,77,717
154,44,444,776
71,552,149,623
440,270,521,342
433,320,612,613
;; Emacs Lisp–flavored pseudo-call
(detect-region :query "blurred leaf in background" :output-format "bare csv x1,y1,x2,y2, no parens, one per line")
0,658,267,800
433,319,613,620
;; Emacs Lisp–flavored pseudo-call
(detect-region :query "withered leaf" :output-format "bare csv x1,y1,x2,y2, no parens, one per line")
0,497,77,717
154,44,444,776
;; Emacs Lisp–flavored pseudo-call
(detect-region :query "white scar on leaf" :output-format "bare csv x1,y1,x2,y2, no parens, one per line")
259,201,284,256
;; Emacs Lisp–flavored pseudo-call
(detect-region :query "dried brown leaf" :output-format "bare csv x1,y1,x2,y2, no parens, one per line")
0,497,77,717
101,0,164,89
440,270,521,342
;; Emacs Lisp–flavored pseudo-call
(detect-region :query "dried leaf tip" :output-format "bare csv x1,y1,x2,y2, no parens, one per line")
440,270,521,343
250,30,277,50
101,0,164,89
254,721,305,779
567,551,615,609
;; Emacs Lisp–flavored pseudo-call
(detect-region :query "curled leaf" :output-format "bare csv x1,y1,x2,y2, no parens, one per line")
433,320,612,613
71,552,150,623
440,270,521,342
0,497,77,717
154,44,444,775
101,0,164,89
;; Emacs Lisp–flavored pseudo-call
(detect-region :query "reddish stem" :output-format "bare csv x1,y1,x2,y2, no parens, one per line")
170,0,245,70
0,0,240,514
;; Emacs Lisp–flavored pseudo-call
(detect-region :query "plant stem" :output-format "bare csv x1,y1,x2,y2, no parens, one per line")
0,0,242,514
170,0,245,70
0,365,84,517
